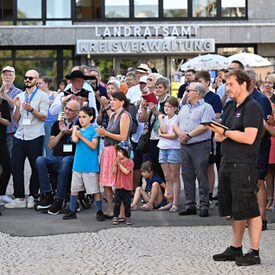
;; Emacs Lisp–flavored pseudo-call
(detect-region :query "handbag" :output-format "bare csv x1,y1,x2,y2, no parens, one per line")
136,112,156,153
136,131,150,153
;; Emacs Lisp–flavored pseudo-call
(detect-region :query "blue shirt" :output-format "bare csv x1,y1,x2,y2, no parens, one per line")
73,125,99,172
251,88,272,119
204,91,222,114
177,99,215,144
145,175,163,191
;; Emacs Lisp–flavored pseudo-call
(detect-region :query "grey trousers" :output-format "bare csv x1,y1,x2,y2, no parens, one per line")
181,140,211,210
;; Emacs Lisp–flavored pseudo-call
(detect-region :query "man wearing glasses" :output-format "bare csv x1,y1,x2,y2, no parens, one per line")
5,69,49,209
173,82,215,218
36,100,80,215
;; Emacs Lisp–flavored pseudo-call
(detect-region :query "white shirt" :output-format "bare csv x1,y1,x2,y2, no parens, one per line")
126,84,142,104
158,115,180,149
49,82,98,118
14,90,49,141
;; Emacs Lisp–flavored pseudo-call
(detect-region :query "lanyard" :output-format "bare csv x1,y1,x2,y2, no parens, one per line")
25,87,38,116
25,87,38,103
65,118,78,143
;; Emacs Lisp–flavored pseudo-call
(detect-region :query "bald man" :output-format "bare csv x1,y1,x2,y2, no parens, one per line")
5,69,49,209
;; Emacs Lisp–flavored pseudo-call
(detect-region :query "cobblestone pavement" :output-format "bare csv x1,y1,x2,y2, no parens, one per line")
0,225,275,274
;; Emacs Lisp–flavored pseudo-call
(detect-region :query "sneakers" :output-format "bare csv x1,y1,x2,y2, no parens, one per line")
48,199,63,215
27,196,35,209
4,198,26,209
213,246,243,261
96,210,105,221
63,209,77,220
36,193,53,210
235,250,261,266
0,195,14,205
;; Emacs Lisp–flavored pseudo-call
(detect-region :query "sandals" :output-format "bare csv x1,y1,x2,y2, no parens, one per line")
112,217,119,225
112,217,133,225
130,204,138,211
158,202,172,211
140,203,153,211
169,204,179,212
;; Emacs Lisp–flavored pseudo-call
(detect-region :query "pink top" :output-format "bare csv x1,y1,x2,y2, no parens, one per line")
114,159,134,191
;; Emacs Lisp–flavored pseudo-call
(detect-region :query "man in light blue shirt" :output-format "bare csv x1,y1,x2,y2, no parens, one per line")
174,82,215,217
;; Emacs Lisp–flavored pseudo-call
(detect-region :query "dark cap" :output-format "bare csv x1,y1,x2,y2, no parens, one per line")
65,70,94,80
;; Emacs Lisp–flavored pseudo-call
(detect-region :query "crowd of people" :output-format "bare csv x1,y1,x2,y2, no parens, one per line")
0,60,275,266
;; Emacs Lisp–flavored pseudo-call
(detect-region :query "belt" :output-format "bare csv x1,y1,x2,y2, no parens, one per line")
184,139,210,146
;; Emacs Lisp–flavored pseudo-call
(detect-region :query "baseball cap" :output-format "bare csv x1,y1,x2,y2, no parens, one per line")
2,66,15,73
136,64,151,74
139,76,148,84
116,141,132,158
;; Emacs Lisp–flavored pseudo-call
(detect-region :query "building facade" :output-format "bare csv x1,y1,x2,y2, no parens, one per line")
0,0,274,87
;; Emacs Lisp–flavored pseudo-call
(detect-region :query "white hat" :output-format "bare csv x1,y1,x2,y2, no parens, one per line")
136,64,151,74
2,66,15,73
139,76,148,83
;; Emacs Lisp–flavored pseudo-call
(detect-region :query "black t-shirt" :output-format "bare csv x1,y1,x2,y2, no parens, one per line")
50,119,80,156
221,95,263,163
177,82,189,99
0,99,11,145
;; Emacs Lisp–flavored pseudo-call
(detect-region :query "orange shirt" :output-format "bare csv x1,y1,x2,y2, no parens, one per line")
114,159,134,191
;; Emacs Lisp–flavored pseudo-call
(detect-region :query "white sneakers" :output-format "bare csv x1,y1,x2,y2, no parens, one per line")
0,195,14,205
27,196,35,209
4,198,26,208
3,196,35,209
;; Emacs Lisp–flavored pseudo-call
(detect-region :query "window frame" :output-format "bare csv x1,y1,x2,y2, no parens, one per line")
0,0,248,25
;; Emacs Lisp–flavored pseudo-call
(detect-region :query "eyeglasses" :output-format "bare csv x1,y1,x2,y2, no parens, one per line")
186,89,197,93
24,76,35,81
65,107,77,112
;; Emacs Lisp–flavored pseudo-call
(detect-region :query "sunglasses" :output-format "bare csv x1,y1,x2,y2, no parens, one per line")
24,76,35,81
65,106,77,112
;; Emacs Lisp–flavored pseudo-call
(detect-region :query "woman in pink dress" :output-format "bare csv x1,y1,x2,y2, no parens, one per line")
96,91,131,218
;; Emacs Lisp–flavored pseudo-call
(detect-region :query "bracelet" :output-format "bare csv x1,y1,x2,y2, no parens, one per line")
29,108,34,113
187,133,192,139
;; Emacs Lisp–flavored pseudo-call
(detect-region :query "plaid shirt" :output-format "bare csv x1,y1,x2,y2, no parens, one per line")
7,85,23,134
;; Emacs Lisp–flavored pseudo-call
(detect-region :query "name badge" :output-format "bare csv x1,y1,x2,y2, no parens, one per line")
22,118,31,126
63,144,73,152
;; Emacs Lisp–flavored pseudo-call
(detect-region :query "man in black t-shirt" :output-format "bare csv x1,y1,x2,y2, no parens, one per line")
36,100,80,215
207,70,263,266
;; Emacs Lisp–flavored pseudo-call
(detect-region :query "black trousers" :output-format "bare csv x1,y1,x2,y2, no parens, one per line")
113,188,132,218
0,144,11,195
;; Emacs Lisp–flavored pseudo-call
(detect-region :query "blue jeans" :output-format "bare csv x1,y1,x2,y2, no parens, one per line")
36,155,74,200
44,122,53,157
11,136,43,198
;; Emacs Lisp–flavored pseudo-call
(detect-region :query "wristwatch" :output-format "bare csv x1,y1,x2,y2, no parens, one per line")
30,108,34,113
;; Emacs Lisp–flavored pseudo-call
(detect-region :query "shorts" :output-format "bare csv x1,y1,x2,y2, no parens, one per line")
71,172,100,194
159,148,181,163
218,162,260,220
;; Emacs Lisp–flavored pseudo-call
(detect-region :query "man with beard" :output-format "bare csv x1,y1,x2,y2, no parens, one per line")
5,69,49,209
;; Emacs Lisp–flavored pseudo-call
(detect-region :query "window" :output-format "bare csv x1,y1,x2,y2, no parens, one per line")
134,0,158,18
0,0,13,20
75,0,101,19
105,0,129,18
47,0,71,19
163,0,187,18
217,46,255,56
17,0,42,19
192,0,217,17
221,0,246,18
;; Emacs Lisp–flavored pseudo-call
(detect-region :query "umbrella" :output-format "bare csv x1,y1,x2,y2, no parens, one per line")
181,54,229,71
227,52,271,67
